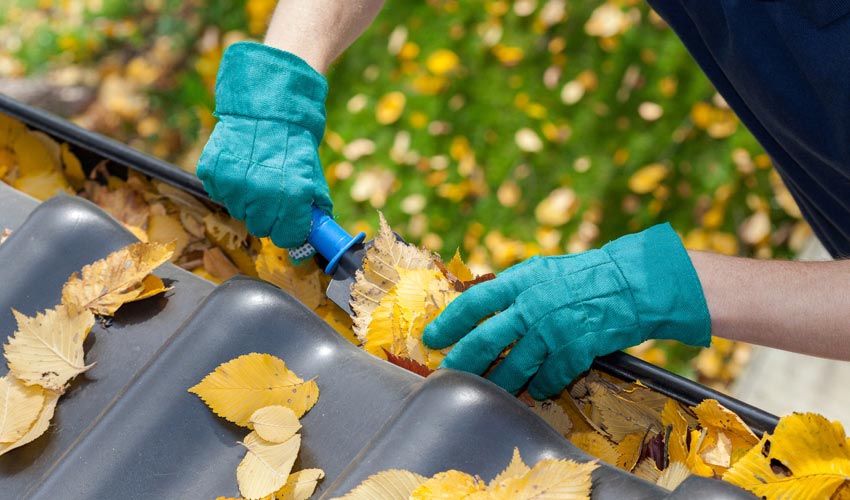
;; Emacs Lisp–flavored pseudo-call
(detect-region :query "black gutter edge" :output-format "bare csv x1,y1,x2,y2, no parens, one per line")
0,93,213,203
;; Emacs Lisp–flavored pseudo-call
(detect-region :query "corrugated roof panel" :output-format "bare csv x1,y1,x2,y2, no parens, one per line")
0,98,762,499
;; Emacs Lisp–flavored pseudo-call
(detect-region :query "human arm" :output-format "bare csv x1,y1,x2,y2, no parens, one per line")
196,1,384,249
422,224,850,400
689,251,850,360
264,0,386,74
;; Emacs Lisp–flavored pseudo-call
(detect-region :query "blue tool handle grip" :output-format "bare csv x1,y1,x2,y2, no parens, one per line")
308,205,366,275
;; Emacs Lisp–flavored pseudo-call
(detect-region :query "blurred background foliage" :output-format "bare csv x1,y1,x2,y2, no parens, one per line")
0,0,812,388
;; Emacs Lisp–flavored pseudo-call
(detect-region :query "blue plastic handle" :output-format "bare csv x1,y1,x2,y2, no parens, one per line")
307,205,366,275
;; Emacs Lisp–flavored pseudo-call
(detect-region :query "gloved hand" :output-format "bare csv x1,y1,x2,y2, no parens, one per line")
422,223,711,399
197,41,333,249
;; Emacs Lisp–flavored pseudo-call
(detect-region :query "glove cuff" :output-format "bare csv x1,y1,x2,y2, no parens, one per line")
602,223,711,347
214,41,328,141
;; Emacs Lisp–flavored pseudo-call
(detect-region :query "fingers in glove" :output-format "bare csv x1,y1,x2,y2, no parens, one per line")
486,333,549,395
269,200,312,249
244,163,286,237
439,308,525,375
208,152,250,220
422,277,519,349
527,338,592,400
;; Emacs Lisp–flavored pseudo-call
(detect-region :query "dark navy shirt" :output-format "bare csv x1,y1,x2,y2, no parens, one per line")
647,0,850,257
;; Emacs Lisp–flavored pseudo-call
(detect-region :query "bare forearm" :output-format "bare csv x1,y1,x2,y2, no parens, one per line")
688,251,850,360
264,0,385,74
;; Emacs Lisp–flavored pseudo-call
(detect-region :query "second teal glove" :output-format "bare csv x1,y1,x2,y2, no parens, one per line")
197,42,333,248
422,223,711,399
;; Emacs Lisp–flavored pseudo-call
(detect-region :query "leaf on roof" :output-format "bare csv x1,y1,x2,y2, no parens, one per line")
4,305,94,392
237,431,301,500
334,469,427,500
188,353,318,426
248,405,301,444
0,390,59,457
61,240,175,316
0,375,45,443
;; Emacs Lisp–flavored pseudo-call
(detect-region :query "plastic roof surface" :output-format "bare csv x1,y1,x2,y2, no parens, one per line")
0,182,758,499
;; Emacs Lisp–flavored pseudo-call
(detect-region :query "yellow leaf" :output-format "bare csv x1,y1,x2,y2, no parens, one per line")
633,457,661,483
333,469,427,500
62,241,175,316
585,3,630,37
351,213,434,341
0,113,27,149
188,353,318,426
552,391,597,436
723,413,850,500
614,433,644,472
204,247,241,282
13,131,58,177
0,390,59,457
662,399,689,466
529,400,573,438
124,224,149,242
570,432,619,465
5,305,94,392
534,188,578,227
692,399,758,456
61,143,85,190
249,405,301,444
147,214,189,259
738,211,771,246
314,303,357,345
411,74,448,96
237,431,300,500
363,268,444,358
487,458,597,500
12,170,73,201
656,461,690,491
268,468,325,500
87,183,150,227
132,273,170,302
489,448,530,489
255,238,324,309
426,49,460,76
628,164,668,194
0,375,45,443
700,431,732,470
686,429,715,477
204,213,248,251
587,378,663,441
446,249,474,282
376,91,406,125
410,470,484,499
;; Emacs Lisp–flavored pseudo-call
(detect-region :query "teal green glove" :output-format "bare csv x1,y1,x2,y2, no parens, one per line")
422,223,711,399
197,42,333,248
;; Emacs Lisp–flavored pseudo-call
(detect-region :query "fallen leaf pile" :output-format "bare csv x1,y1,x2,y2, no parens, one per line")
1,240,173,456
190,353,324,500
333,447,597,500
0,112,356,343
351,213,494,373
